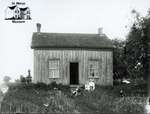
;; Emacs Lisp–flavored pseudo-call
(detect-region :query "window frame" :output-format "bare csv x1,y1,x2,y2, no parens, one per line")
48,59,60,79
88,59,100,78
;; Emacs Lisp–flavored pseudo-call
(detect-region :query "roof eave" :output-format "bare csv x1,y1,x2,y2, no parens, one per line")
31,46,114,50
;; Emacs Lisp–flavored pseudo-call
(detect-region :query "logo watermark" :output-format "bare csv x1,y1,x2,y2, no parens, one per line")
5,1,31,23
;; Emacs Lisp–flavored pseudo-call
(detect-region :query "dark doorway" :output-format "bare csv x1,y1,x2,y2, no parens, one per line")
70,62,79,85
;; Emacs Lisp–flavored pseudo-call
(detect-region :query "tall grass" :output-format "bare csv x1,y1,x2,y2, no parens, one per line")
74,86,147,114
0,83,147,113
1,83,79,113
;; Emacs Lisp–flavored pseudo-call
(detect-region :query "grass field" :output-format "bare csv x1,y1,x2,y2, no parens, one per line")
0,82,147,114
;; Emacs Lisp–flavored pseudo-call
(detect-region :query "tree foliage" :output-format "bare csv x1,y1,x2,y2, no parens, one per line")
125,9,150,79
3,76,11,83
113,9,150,80
112,39,127,79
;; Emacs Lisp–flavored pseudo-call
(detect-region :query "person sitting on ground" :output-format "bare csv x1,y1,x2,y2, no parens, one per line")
72,86,83,96
85,79,95,91
120,89,124,97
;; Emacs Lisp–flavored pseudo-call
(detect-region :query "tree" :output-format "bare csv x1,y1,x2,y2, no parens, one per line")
112,39,127,79
126,9,150,79
20,75,26,83
3,76,11,83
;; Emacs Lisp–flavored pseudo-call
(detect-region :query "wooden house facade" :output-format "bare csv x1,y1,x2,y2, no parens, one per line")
31,24,113,85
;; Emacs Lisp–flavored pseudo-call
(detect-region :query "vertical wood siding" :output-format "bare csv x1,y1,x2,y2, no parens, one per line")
33,49,113,85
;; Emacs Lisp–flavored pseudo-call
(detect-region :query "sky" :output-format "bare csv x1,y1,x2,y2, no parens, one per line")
0,0,149,82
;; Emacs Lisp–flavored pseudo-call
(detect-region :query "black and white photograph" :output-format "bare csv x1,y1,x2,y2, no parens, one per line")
0,0,150,113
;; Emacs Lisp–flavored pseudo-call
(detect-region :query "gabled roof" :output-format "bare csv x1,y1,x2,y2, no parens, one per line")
20,7,29,11
8,5,16,10
31,32,113,49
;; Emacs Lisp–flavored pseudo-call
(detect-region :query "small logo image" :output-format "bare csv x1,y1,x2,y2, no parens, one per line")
5,2,31,23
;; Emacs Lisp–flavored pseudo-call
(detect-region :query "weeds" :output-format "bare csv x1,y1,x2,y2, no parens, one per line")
1,83,147,113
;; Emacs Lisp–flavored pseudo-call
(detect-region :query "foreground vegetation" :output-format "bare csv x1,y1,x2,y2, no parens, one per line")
113,9,150,81
0,82,147,114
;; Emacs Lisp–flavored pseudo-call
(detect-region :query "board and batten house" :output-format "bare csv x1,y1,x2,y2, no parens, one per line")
31,23,113,86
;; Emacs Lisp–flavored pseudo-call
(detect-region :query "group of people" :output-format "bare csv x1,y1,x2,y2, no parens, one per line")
72,79,95,96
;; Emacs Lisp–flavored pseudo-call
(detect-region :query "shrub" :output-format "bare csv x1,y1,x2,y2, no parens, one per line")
47,81,57,89
20,76,26,83
56,84,70,95
47,82,70,93
34,82,48,90
113,79,122,85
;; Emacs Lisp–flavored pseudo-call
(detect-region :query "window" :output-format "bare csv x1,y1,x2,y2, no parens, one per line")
27,11,30,14
15,9,19,13
26,15,30,19
14,15,18,19
48,60,60,78
88,60,99,78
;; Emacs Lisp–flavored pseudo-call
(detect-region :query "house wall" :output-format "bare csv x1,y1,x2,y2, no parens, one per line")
33,49,113,86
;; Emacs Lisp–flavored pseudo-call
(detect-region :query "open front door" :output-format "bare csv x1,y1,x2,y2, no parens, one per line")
70,62,79,85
